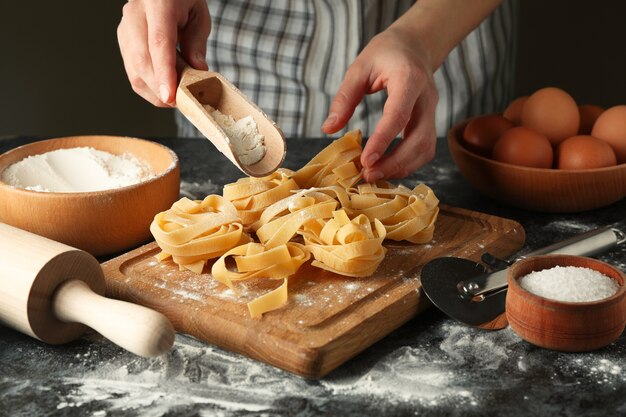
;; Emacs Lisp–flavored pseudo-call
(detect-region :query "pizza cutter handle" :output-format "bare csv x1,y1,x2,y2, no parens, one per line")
521,226,623,259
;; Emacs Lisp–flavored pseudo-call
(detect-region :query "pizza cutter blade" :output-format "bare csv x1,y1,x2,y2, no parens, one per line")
420,257,509,330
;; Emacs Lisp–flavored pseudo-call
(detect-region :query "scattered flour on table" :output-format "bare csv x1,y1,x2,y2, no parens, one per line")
180,180,221,200
407,165,454,185
544,220,596,234
48,324,522,413
52,337,289,415
1,147,155,192
4,316,620,416
438,322,512,368
427,165,455,182
574,358,625,382
554,355,626,387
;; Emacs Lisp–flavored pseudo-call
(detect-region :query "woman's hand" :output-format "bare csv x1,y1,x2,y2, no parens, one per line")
322,0,502,181
322,27,439,182
117,0,211,107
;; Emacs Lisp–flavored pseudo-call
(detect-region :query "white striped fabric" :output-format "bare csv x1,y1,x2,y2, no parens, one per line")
176,0,517,139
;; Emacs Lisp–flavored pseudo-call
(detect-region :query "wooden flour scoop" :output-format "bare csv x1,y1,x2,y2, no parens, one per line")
0,223,175,357
176,54,286,177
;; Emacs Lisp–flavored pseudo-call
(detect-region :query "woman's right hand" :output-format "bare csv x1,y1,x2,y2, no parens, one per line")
117,0,211,107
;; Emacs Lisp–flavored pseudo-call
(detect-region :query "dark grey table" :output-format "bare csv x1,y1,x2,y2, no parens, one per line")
1,136,624,417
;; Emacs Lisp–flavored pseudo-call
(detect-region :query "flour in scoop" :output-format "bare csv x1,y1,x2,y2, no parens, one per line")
1,147,155,192
207,106,266,166
519,266,619,302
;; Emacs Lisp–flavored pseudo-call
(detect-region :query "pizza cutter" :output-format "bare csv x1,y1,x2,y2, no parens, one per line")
420,226,626,330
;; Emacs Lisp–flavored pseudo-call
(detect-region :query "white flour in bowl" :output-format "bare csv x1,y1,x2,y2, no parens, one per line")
1,147,155,192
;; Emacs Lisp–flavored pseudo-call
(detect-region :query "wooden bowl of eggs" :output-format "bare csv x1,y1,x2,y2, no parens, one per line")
506,254,626,352
448,87,626,212
0,136,180,256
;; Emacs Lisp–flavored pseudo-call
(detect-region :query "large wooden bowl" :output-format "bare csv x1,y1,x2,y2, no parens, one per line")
448,119,626,212
0,136,180,256
506,255,626,352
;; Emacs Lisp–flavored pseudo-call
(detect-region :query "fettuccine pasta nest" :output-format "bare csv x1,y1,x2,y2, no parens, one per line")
222,168,299,228
150,195,250,274
150,130,439,318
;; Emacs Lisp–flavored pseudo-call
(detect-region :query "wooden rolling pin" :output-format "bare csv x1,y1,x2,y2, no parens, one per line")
0,223,174,357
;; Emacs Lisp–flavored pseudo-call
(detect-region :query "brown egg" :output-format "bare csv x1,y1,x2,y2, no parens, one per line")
578,104,604,135
503,96,528,125
492,127,553,168
591,105,626,164
462,114,514,157
556,135,616,169
521,87,580,146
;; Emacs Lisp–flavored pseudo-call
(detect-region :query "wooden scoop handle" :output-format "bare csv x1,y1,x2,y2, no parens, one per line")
52,280,175,357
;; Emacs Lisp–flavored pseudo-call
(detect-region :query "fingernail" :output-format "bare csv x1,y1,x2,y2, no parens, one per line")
159,84,170,103
323,113,337,128
365,152,379,168
368,170,384,183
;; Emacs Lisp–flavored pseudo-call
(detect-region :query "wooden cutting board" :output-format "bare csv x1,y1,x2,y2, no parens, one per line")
102,204,524,378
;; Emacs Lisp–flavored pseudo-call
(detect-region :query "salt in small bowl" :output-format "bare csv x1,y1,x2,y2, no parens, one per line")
506,254,626,352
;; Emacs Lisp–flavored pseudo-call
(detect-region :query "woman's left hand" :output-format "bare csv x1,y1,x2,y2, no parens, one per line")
322,27,439,182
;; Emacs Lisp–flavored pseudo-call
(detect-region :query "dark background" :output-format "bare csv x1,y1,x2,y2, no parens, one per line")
1,1,625,138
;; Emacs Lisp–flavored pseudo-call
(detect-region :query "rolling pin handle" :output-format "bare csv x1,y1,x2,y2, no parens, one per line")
52,280,175,357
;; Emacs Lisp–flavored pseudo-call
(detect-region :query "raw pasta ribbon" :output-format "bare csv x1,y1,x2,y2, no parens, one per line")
350,182,439,243
292,130,363,189
223,168,299,227
254,190,338,247
212,242,310,318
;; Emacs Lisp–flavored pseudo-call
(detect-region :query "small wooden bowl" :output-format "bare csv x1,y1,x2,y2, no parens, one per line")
448,119,626,212
0,136,180,256
506,255,626,352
